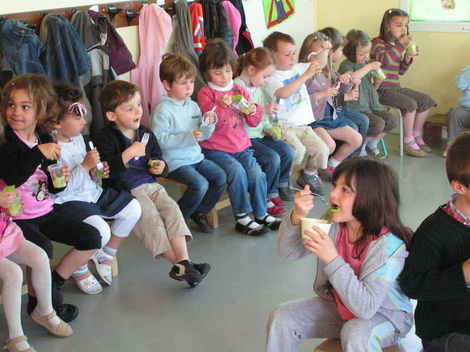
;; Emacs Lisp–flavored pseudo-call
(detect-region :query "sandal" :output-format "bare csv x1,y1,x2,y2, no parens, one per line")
31,310,73,337
417,142,432,153
73,272,103,295
90,250,113,286
404,141,427,157
235,220,267,236
4,336,36,352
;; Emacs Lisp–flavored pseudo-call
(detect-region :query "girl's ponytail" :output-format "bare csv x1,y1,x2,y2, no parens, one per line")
234,47,274,78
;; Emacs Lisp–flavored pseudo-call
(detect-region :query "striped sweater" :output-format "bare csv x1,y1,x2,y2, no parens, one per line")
371,38,413,88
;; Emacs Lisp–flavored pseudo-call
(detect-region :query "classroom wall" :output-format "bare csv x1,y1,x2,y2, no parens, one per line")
316,0,470,114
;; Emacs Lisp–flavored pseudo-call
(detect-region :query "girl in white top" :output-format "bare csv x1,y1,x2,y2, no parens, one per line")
52,83,142,294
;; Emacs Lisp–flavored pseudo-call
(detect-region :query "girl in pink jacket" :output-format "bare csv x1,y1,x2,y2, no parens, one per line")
197,39,281,236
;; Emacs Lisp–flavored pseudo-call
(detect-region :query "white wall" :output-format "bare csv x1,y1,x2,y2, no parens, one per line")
244,0,315,47
1,0,133,15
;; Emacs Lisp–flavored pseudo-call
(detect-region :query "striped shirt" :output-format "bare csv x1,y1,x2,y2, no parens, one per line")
370,38,413,88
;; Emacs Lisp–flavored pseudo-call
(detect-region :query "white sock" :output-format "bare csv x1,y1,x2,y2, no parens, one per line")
72,264,90,278
367,138,379,151
236,214,261,229
267,201,275,208
327,158,340,168
257,214,278,223
303,169,318,176
97,248,114,263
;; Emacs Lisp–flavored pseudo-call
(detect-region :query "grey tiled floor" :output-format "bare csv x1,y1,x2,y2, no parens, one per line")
0,135,449,352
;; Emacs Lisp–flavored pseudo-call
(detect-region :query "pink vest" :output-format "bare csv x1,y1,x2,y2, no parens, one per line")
0,212,24,259
131,4,172,126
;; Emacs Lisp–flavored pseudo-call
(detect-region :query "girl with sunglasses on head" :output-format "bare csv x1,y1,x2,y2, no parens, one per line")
51,83,142,294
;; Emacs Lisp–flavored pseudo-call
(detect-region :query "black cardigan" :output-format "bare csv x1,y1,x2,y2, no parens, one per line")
0,126,64,194
92,124,168,191
399,207,470,340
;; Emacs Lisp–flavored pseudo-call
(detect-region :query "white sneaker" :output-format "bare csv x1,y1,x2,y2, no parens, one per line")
91,250,113,286
74,272,103,295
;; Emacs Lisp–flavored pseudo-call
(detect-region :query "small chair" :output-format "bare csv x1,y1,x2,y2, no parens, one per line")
384,106,404,157
314,338,399,352
379,138,389,158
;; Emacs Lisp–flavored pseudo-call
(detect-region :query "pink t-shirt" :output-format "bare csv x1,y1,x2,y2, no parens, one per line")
0,133,53,220
197,83,263,154
331,225,388,320
0,212,24,259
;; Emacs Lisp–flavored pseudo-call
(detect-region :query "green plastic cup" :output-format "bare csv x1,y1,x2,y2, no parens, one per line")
48,164,66,188
271,125,282,139
372,68,387,81
232,94,252,115
406,42,417,56
3,185,22,217
95,168,105,179
148,160,161,169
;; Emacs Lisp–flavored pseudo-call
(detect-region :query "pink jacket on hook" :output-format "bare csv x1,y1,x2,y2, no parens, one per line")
131,4,172,126
221,1,241,57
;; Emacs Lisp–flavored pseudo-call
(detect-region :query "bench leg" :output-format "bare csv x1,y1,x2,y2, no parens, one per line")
112,256,119,277
207,209,219,228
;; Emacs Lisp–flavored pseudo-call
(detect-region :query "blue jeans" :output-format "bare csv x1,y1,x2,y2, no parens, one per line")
251,137,294,198
168,159,226,218
202,148,267,218
338,107,369,155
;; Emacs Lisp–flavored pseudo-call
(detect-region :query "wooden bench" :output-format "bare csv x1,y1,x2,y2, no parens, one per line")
0,256,119,305
314,338,399,352
156,177,231,228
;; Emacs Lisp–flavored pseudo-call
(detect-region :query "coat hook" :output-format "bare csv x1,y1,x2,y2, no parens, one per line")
125,8,139,25
106,5,123,21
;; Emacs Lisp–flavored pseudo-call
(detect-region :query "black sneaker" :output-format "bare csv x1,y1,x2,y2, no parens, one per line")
193,262,211,282
256,215,282,231
190,213,214,233
278,187,294,201
27,295,79,323
169,260,204,288
297,172,325,196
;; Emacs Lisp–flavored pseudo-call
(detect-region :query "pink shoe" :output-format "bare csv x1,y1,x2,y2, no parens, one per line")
267,204,285,217
325,166,335,178
270,197,284,207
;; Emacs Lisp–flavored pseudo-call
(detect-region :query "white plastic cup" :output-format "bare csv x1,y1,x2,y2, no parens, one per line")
301,218,331,239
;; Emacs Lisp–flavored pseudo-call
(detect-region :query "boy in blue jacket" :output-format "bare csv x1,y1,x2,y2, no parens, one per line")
151,54,226,233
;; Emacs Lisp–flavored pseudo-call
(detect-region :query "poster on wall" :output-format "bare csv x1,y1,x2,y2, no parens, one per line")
263,0,295,29
409,0,470,22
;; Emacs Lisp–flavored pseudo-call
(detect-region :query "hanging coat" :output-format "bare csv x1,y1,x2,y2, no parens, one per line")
39,14,91,86
168,0,206,98
188,1,206,55
202,0,233,48
229,0,254,55
71,10,115,136
131,4,172,126
0,18,46,80
221,1,241,57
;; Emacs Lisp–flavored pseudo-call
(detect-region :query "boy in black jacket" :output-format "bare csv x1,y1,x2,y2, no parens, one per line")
400,133,470,351
94,80,210,287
